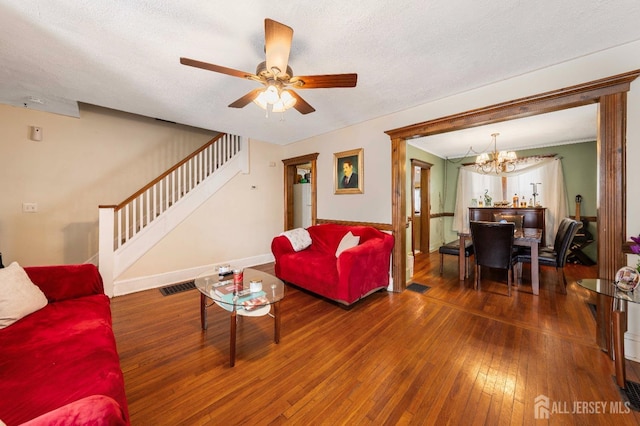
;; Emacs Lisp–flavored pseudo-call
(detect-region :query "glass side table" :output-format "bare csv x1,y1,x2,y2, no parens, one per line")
195,268,285,367
577,278,640,409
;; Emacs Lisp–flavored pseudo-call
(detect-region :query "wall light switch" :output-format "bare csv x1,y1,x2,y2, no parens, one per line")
22,202,38,213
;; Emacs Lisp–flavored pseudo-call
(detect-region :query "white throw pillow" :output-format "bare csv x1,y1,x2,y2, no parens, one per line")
335,231,360,257
280,228,313,252
0,262,48,329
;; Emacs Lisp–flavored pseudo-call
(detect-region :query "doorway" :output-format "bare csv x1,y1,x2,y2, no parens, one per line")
282,153,318,231
410,159,431,256
386,70,640,290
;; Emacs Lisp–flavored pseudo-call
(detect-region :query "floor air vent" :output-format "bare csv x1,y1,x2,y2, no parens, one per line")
159,281,195,296
406,283,430,294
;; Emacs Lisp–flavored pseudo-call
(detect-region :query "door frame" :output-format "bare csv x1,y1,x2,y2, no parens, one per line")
282,153,319,231
410,159,431,256
386,69,640,291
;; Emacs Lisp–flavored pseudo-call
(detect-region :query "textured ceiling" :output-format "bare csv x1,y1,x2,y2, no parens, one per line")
2,1,640,153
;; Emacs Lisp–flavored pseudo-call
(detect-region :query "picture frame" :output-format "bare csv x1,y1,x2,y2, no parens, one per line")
334,148,363,194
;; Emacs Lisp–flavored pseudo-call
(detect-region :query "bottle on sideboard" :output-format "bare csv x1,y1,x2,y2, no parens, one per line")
512,194,519,208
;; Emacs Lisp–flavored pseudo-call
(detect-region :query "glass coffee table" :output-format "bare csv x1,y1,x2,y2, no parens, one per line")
195,267,285,367
577,278,640,409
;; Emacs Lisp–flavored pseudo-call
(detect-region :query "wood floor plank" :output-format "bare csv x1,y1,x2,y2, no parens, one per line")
110,254,640,425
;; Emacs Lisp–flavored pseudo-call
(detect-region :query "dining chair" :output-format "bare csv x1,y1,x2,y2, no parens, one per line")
438,239,474,277
470,221,518,296
515,218,580,294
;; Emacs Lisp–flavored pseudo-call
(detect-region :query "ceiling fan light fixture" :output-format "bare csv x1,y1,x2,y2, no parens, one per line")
253,91,268,109
181,19,356,116
254,87,297,113
272,100,286,113
272,92,296,113
280,90,296,108
264,85,279,104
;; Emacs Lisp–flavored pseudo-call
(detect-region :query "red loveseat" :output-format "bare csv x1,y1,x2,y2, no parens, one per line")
0,264,129,425
271,224,394,306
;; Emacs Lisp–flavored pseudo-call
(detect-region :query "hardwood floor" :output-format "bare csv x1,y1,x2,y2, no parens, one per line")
110,253,640,425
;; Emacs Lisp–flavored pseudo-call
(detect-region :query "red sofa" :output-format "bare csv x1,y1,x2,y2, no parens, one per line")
271,224,394,305
0,264,129,426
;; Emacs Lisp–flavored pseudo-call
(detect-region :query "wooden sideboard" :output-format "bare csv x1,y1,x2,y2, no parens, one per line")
469,207,546,243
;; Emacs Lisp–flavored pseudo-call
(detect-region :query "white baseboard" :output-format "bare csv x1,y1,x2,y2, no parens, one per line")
112,253,275,297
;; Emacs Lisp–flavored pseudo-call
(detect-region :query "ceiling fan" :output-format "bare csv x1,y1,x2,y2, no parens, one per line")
180,18,357,115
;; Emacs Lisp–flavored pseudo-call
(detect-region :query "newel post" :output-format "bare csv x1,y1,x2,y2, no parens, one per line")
98,205,116,297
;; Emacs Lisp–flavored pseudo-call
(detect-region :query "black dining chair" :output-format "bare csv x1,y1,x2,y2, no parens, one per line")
470,221,518,296
438,239,474,277
515,218,580,294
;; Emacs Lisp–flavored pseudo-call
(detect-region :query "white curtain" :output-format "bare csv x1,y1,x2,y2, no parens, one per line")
452,157,568,246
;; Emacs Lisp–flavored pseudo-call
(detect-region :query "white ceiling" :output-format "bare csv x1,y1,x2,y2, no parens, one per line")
1,1,640,150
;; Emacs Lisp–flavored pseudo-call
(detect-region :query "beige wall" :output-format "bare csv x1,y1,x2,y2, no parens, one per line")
282,126,393,224
0,103,215,266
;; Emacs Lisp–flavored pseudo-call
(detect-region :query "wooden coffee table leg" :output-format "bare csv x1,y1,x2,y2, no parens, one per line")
613,307,627,389
596,293,612,357
200,293,207,330
274,301,281,344
230,310,237,367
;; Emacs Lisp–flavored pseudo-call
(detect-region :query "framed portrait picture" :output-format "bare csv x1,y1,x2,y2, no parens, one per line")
334,148,363,194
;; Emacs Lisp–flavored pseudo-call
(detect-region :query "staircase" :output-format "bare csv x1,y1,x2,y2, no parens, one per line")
98,133,247,296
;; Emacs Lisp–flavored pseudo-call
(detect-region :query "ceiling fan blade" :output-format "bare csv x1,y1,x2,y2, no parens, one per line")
228,88,265,108
264,18,293,78
289,91,315,114
180,57,255,79
290,73,358,89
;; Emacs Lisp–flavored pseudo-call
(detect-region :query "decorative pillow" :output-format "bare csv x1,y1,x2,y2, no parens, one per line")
281,228,312,252
0,262,48,329
335,231,360,257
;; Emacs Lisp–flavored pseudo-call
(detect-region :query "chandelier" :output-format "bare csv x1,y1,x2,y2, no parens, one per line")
475,133,517,174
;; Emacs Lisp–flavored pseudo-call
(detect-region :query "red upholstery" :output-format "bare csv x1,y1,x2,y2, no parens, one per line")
20,395,127,426
0,264,129,425
272,224,394,305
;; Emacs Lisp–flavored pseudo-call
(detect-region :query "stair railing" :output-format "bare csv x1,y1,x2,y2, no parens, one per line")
98,132,246,296
112,133,241,248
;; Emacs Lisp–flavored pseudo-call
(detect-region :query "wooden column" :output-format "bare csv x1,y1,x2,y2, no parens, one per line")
391,137,406,291
598,93,627,281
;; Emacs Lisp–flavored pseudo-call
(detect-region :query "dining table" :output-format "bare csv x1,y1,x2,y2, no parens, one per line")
458,227,543,295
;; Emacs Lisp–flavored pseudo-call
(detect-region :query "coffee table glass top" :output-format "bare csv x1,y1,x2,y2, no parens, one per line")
195,268,285,312
577,278,640,304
